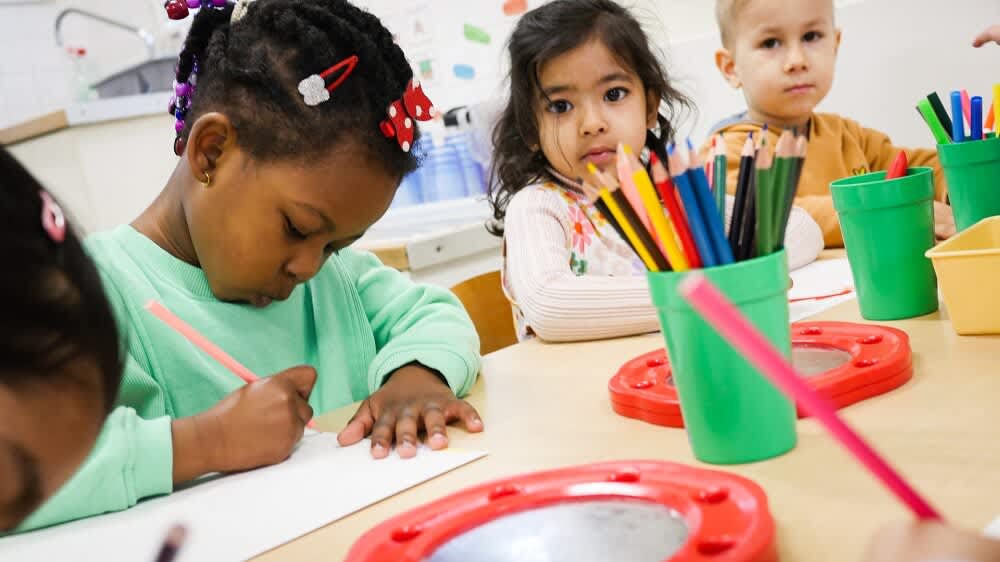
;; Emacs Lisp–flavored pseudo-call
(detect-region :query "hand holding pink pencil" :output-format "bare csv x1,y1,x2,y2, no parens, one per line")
145,300,317,429
677,275,942,521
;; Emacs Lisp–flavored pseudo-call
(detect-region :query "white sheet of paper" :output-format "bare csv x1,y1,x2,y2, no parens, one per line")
0,433,486,562
789,258,858,323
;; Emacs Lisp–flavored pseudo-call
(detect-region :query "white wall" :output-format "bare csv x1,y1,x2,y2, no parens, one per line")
7,0,1000,235
0,0,171,128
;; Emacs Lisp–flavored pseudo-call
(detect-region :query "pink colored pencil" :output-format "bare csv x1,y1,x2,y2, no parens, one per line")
961,89,973,128
615,145,654,234
677,274,942,521
146,300,317,429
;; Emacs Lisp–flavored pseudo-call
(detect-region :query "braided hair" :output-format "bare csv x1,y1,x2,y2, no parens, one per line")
167,0,419,178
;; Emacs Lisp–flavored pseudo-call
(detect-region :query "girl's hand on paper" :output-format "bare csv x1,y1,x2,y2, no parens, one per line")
863,521,1000,561
337,364,484,459
973,25,1000,48
934,201,957,240
173,365,316,482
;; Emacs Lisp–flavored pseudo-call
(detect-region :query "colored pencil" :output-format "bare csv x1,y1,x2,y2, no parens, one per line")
754,138,776,257
668,144,718,267
916,99,952,145
589,164,669,272
145,300,317,429
777,135,808,244
926,92,954,141
971,96,983,141
987,100,996,132
686,139,735,265
729,133,755,254
578,172,635,258
650,152,703,268
993,84,1000,132
961,89,973,128
951,90,966,142
622,144,689,271
713,134,727,221
616,145,656,241
886,150,908,180
768,131,795,253
678,273,943,522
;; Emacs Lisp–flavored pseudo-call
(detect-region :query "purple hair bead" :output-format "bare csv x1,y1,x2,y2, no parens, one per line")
187,0,200,9
211,0,226,7
175,81,192,97
175,119,186,133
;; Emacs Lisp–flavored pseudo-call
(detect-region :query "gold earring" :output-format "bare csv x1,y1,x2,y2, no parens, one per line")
201,171,212,188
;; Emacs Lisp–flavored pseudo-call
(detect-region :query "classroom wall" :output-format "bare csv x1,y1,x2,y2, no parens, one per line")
0,0,171,129
7,0,1000,238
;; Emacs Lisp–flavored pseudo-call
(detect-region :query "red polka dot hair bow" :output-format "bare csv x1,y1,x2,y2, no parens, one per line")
379,79,436,153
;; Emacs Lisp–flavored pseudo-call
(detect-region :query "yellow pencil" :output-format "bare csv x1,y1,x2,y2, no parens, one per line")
623,145,690,271
587,162,659,271
600,189,660,271
993,84,1000,135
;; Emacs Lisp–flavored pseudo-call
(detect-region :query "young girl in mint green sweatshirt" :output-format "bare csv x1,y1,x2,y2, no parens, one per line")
17,0,482,531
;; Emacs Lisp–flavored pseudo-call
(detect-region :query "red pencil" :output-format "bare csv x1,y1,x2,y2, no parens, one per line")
650,152,702,268
886,151,908,180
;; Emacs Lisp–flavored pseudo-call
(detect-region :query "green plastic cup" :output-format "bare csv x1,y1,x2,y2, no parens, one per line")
938,136,1000,232
647,250,796,465
831,167,938,320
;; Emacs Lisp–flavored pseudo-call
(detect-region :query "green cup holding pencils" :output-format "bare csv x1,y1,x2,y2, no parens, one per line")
831,167,938,321
646,250,796,464
938,136,1000,232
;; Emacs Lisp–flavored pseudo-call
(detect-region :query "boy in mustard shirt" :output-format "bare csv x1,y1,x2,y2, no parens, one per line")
704,0,956,247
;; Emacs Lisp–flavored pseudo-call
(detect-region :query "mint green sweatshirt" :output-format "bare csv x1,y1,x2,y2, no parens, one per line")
18,225,480,530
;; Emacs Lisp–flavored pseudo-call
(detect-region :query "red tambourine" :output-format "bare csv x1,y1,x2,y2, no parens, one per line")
345,461,777,562
609,321,912,428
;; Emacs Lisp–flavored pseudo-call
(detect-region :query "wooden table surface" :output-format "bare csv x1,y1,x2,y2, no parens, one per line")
258,261,1000,562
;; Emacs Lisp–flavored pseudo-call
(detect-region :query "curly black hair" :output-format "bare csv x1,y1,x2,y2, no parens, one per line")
170,0,419,178
0,146,122,410
488,0,692,235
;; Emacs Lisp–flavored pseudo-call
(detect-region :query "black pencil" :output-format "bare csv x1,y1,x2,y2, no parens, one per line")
610,187,672,271
729,133,755,253
927,92,954,141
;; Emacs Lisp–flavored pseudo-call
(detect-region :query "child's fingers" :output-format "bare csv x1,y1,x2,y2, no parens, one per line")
368,410,397,459
295,399,314,426
337,399,374,447
421,405,449,450
446,399,484,433
394,407,420,459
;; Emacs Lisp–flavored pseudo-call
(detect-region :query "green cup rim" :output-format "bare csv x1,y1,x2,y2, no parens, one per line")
831,167,934,214
938,135,1000,166
647,249,789,310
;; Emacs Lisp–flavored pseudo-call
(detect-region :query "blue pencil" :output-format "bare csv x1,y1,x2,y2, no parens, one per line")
686,139,735,265
971,96,983,141
668,143,718,267
951,91,966,142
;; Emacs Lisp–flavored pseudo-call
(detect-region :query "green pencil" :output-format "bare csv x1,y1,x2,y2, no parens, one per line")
713,134,727,223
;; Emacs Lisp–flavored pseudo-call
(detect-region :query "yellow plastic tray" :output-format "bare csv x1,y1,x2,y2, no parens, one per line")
926,216,1000,334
